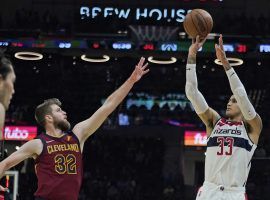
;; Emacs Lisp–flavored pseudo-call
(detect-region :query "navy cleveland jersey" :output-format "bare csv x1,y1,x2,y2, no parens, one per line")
34,132,83,200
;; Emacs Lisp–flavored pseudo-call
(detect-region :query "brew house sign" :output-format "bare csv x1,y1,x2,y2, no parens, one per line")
80,6,192,23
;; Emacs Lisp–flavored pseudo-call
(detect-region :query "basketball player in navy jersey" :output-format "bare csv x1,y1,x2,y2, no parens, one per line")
0,57,149,200
185,35,262,200
0,54,15,194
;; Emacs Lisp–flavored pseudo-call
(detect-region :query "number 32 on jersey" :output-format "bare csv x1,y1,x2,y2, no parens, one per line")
54,154,77,174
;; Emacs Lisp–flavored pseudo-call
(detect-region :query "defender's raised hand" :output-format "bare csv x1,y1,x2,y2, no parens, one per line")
129,57,149,83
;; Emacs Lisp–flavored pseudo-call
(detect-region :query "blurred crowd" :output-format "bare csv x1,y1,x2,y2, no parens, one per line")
81,136,166,200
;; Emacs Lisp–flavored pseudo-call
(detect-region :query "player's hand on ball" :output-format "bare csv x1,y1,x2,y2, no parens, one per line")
189,35,207,56
129,57,149,83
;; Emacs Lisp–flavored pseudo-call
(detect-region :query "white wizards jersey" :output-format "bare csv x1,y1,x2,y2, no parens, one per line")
205,118,256,187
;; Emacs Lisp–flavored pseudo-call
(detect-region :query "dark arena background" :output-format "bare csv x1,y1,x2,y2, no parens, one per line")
1,0,270,199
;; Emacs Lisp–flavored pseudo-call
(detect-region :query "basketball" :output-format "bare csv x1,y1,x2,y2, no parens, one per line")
183,9,213,39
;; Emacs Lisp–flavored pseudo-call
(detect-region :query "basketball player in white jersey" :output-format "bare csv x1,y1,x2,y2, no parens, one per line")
185,35,262,200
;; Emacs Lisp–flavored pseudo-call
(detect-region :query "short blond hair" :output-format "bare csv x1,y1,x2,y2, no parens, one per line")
35,98,62,127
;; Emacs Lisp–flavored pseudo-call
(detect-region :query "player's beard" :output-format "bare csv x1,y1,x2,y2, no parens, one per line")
53,118,71,131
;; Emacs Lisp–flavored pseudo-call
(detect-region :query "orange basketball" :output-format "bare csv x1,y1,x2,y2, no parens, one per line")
183,9,213,38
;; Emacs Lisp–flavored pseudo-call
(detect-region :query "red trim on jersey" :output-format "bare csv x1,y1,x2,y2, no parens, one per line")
217,118,243,127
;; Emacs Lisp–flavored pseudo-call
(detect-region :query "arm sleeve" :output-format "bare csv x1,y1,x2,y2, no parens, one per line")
225,68,256,120
185,64,209,114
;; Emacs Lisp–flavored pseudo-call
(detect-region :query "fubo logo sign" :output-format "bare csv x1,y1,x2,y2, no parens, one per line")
3,126,37,141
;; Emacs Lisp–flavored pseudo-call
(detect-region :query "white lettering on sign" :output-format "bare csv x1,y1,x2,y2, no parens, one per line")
80,6,189,23
4,127,29,140
223,44,234,52
194,133,207,145
161,43,178,51
59,43,71,48
0,42,9,46
260,45,270,52
112,42,132,50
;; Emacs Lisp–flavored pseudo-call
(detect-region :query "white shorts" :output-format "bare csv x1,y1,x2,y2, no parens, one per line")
195,182,247,200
